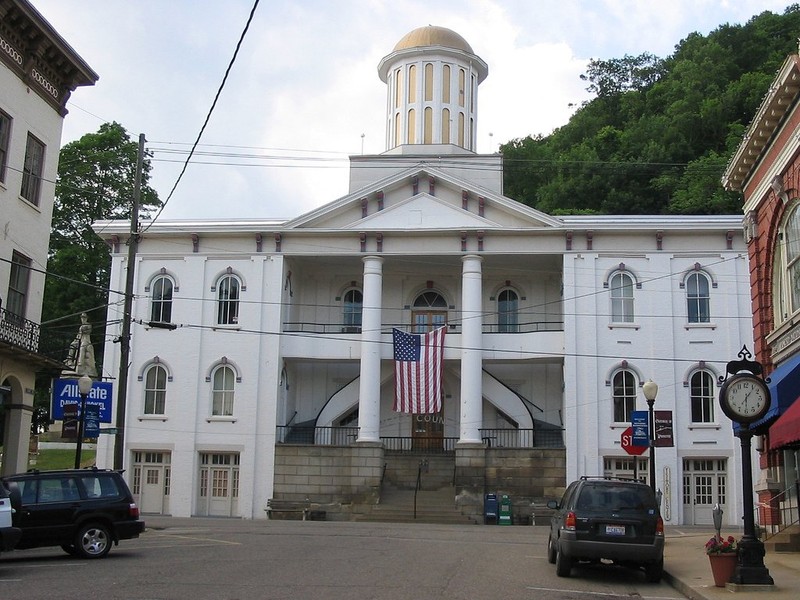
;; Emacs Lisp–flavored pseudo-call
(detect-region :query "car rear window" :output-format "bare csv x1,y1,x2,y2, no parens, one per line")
577,485,654,511
80,475,122,499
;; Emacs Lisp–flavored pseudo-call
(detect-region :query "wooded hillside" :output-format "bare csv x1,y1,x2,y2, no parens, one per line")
500,5,800,215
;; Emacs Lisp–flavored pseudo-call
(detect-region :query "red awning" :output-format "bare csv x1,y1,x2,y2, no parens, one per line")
770,397,800,449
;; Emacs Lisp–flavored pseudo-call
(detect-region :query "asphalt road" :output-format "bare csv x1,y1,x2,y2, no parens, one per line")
0,517,688,600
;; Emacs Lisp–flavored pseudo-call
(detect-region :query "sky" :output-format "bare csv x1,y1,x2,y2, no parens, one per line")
33,0,795,221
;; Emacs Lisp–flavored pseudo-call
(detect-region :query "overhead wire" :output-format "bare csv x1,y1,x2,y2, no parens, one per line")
143,0,261,232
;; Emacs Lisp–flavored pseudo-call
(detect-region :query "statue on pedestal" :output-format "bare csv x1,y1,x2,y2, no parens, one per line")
64,313,97,378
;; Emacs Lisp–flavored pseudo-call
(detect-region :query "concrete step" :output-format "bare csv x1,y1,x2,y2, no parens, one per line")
356,485,478,524
764,524,800,553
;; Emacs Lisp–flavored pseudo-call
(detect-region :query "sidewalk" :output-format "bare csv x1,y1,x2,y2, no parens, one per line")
663,527,800,599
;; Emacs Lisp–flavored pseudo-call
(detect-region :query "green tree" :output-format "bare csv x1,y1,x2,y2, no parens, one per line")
42,122,160,385
501,6,800,215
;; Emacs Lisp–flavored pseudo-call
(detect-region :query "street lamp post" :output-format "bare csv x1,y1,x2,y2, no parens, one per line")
643,380,659,494
74,375,93,469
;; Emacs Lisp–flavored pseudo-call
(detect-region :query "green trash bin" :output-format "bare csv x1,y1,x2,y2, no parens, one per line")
499,495,512,525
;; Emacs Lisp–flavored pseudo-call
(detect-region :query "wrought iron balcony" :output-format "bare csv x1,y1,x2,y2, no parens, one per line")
0,307,73,371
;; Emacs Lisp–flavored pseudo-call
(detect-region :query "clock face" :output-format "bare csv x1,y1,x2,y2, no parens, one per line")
721,375,770,423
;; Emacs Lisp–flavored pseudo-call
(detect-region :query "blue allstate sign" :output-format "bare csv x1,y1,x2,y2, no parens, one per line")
51,379,113,423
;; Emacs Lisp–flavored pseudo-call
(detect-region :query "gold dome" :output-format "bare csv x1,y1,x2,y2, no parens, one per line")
393,26,474,54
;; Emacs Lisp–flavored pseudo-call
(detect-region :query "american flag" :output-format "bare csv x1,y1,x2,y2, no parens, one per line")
392,326,446,414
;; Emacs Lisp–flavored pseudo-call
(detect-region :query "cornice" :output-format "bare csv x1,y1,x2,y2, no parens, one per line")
0,0,98,115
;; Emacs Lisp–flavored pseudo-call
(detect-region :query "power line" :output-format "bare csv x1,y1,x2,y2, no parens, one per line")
144,0,261,231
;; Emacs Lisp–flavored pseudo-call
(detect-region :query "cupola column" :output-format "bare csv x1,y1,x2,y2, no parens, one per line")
459,254,483,443
357,256,384,442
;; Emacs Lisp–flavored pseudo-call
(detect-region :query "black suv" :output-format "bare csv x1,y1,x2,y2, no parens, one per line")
546,476,664,582
1,468,145,559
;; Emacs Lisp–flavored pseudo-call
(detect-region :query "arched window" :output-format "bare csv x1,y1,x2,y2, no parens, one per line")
610,272,635,323
686,272,710,323
690,370,715,423
407,108,416,144
212,365,235,416
150,275,174,323
424,63,433,102
424,107,433,144
343,289,363,333
412,291,447,333
144,364,167,415
497,289,519,333
612,370,637,423
217,274,240,325
775,203,800,323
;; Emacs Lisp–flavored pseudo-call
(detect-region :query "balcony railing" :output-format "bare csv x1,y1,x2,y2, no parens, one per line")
0,307,39,352
282,321,564,334
275,426,565,450
0,307,73,367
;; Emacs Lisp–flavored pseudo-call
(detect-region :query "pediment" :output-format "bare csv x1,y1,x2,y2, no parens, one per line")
344,193,498,230
285,165,561,231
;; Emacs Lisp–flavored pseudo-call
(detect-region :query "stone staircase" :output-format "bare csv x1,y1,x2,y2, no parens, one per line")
357,484,478,524
355,453,477,524
763,523,800,553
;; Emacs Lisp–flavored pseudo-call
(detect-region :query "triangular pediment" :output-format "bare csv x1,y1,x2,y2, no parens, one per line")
284,165,562,231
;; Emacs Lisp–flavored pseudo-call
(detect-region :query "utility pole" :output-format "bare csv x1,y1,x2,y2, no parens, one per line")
114,133,144,470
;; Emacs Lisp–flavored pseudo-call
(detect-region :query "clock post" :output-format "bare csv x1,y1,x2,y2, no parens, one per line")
718,346,774,587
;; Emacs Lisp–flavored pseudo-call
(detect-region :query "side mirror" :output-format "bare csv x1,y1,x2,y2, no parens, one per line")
546,500,559,510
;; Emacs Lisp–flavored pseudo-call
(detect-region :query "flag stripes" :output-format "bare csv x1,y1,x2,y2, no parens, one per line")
392,326,446,413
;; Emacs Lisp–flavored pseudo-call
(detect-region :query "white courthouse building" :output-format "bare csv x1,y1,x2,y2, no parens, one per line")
95,26,752,526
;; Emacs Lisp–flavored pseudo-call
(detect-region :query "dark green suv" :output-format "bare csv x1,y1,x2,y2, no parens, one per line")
546,476,664,582
2,468,145,559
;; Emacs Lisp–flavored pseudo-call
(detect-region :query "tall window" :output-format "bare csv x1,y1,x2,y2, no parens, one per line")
216,274,240,325
343,289,362,333
20,133,45,205
686,272,710,323
150,275,174,323
610,272,635,323
498,288,519,333
424,63,433,101
7,251,31,319
144,364,167,415
690,370,715,423
613,370,636,423
785,206,800,315
0,110,10,183
212,365,235,416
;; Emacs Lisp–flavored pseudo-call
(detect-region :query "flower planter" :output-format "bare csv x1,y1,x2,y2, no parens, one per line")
708,553,738,587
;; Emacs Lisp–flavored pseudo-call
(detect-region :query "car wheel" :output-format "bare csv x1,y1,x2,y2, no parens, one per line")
644,559,663,583
61,544,79,556
74,523,112,559
547,535,557,564
555,544,572,577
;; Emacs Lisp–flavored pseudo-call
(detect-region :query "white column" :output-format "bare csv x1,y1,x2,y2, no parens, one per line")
459,254,483,443
357,256,384,442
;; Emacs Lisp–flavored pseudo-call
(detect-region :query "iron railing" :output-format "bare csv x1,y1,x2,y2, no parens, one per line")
757,480,800,540
282,321,564,335
275,427,564,451
0,307,40,353
275,425,359,445
0,307,73,365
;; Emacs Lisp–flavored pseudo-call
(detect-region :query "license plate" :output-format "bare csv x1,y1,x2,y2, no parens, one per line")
605,525,626,536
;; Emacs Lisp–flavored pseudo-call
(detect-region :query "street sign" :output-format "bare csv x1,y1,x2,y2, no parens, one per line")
654,410,674,447
631,410,649,446
621,426,648,456
99,428,119,435
52,378,113,423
